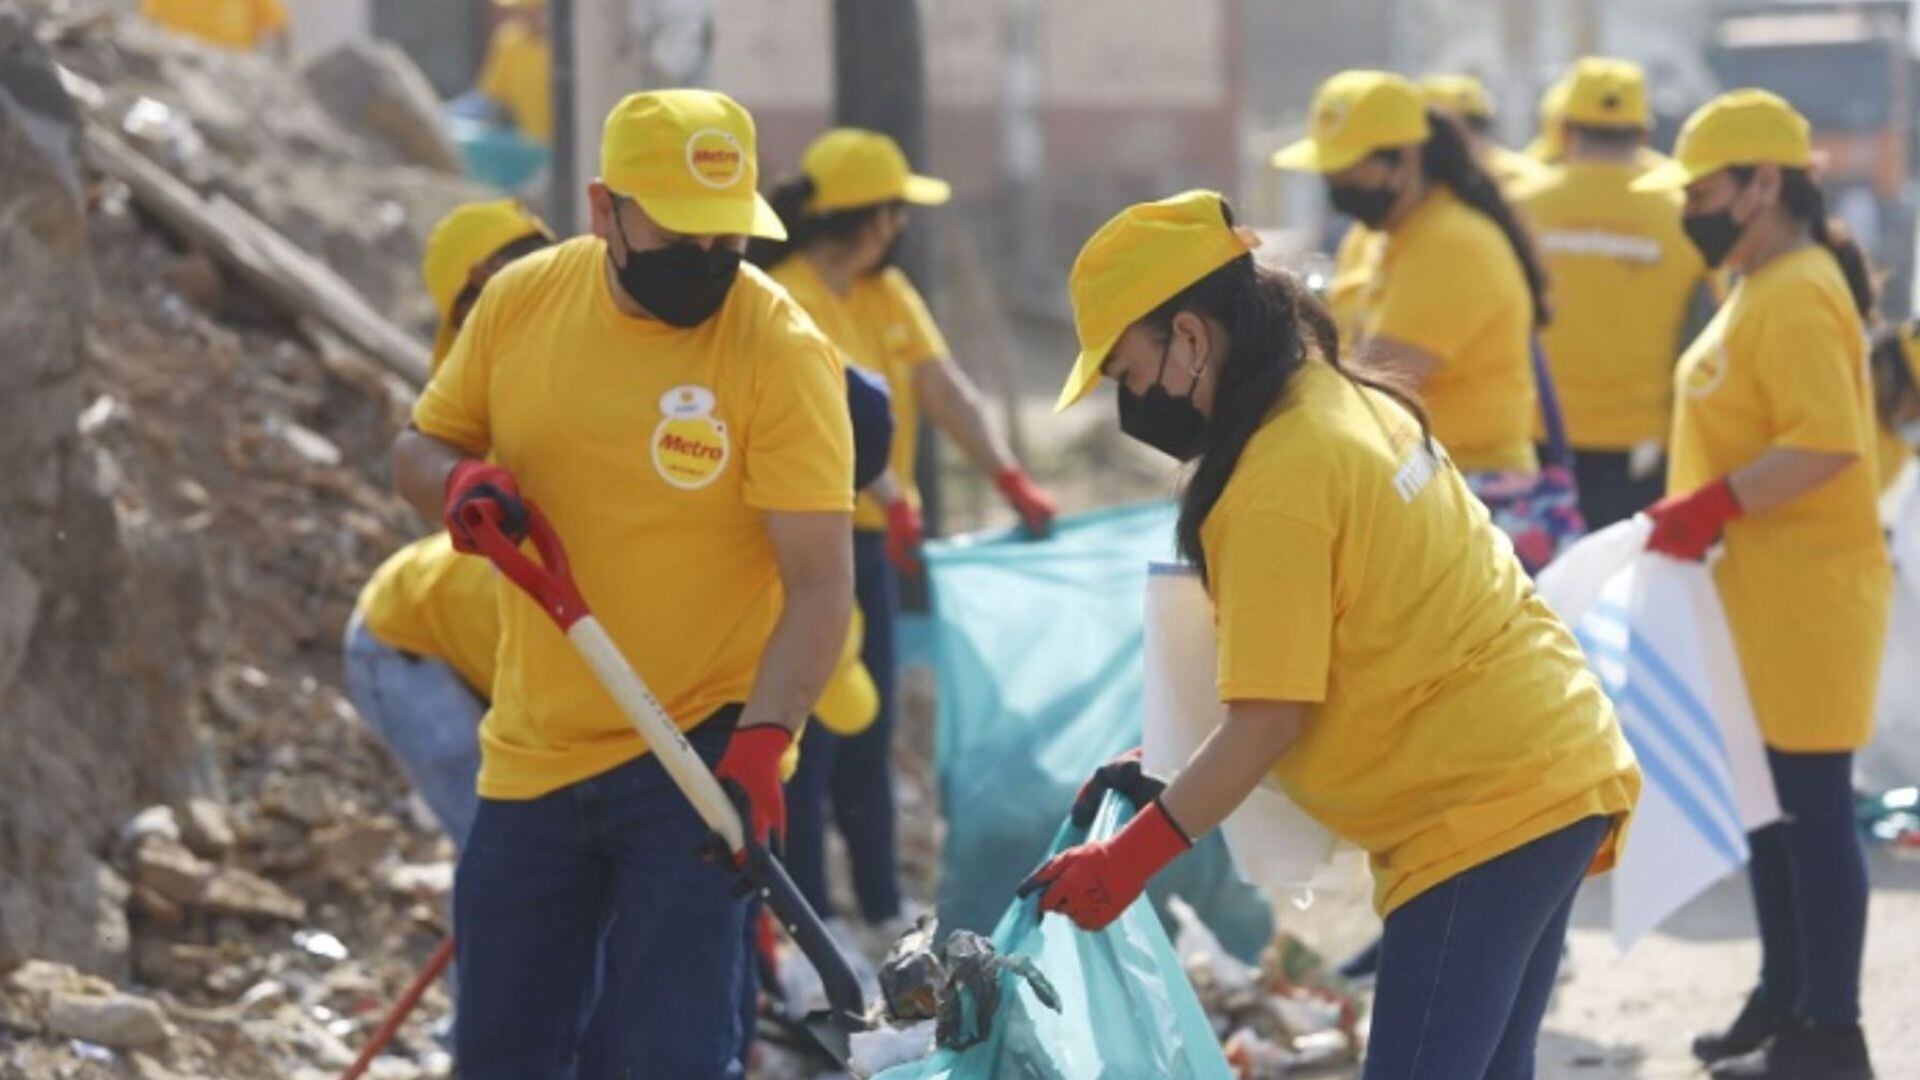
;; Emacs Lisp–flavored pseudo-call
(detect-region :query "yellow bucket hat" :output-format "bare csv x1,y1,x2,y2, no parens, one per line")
1420,74,1494,121
1633,89,1812,192
421,198,554,320
600,89,785,239
1273,71,1431,174
1055,190,1259,412
1562,57,1651,129
801,128,951,213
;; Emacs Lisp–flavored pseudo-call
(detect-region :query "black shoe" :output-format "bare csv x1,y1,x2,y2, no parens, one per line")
1692,988,1791,1065
1708,1022,1874,1080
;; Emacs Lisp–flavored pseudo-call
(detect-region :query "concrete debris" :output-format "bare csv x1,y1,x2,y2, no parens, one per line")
43,989,173,1050
180,797,238,858
303,39,461,175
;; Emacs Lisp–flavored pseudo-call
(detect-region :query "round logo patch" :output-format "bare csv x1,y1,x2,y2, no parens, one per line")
685,129,746,190
651,385,730,490
1684,343,1730,399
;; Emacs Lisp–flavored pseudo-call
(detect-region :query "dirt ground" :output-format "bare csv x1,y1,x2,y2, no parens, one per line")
1281,848,1920,1078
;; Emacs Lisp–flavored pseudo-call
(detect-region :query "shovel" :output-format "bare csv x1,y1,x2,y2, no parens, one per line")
463,499,871,1068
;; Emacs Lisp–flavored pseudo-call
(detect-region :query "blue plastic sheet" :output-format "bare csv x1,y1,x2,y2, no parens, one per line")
875,795,1233,1080
923,502,1272,962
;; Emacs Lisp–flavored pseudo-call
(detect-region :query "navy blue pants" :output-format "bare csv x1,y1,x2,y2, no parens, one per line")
1364,816,1610,1079
453,711,755,1079
785,529,901,923
1750,747,1868,1026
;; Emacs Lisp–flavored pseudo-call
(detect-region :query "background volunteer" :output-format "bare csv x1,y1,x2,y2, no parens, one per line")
749,127,1057,931
346,199,554,847
392,90,853,1077
1418,73,1546,193
139,0,287,52
1512,58,1716,528
1279,71,1550,484
1527,61,1673,175
1637,90,1888,1080
1867,322,1920,494
1022,190,1639,1079
472,0,551,144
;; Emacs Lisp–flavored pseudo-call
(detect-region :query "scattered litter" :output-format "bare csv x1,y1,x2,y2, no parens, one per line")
293,930,350,963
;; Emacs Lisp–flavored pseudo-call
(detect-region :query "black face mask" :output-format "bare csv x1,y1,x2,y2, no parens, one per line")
1117,342,1208,461
609,213,740,327
865,231,905,277
1327,180,1397,229
1682,205,1744,270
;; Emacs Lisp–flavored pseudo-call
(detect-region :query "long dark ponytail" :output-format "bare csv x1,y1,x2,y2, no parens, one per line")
1407,108,1553,328
1723,165,1876,319
1151,204,1430,578
746,174,902,270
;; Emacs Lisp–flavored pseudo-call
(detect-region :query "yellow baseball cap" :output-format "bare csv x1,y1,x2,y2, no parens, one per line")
1562,57,1651,129
1421,74,1493,121
1056,190,1260,412
1632,89,1812,192
421,198,554,319
600,89,785,239
1273,71,1431,174
1524,74,1573,162
801,128,951,213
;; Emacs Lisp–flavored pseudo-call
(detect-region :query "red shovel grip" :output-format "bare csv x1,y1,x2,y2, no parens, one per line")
460,499,591,630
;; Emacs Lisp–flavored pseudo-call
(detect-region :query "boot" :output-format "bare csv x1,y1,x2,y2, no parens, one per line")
1692,988,1791,1064
1708,1022,1874,1080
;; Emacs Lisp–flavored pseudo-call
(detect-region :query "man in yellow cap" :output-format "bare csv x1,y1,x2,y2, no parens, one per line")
473,0,552,143
1420,73,1548,192
139,0,288,53
1511,58,1716,527
392,89,854,1076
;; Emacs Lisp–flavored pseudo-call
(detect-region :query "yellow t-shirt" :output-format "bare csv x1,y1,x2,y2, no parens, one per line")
1489,145,1551,194
356,534,499,695
1358,188,1539,473
1203,360,1640,916
140,0,287,49
1326,223,1375,354
1514,161,1710,450
478,22,552,143
413,238,854,799
1670,246,1891,751
771,259,950,531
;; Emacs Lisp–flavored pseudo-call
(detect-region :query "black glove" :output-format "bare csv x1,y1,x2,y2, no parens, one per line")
1070,748,1166,828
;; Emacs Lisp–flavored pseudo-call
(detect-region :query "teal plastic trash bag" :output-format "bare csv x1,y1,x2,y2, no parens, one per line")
445,114,549,191
875,794,1234,1080
923,502,1272,963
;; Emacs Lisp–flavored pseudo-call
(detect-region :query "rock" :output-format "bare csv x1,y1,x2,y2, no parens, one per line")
179,797,236,858
6,958,108,999
132,938,220,991
43,989,172,1050
312,819,396,882
378,860,453,900
303,40,462,174
199,867,306,923
261,774,336,828
133,836,214,907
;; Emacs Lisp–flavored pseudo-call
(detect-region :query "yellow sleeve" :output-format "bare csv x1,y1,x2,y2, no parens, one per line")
742,320,856,513
256,0,288,36
881,269,950,369
411,284,499,455
1209,510,1335,703
1370,230,1495,361
477,25,520,101
1754,306,1867,456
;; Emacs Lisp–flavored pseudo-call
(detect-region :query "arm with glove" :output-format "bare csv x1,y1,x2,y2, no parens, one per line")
1646,448,1858,560
915,357,1058,540
1019,700,1308,930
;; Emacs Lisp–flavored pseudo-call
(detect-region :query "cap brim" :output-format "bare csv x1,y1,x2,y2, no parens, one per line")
1271,137,1364,174
632,190,788,241
1629,158,1694,193
902,174,952,206
1055,337,1118,413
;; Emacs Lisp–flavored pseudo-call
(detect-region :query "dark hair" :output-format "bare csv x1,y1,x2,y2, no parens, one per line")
1868,322,1917,425
746,174,902,269
450,231,552,321
1147,204,1430,577
1458,113,1494,137
1566,123,1644,152
1725,166,1876,320
1391,108,1553,328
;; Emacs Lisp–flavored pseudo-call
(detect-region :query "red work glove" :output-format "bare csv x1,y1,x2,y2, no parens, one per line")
1644,477,1742,561
443,460,527,554
995,468,1058,538
714,723,793,858
1016,799,1192,931
884,498,924,578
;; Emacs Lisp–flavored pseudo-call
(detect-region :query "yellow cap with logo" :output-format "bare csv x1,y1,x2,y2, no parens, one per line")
801,128,951,213
1421,74,1493,121
1632,89,1812,192
422,198,555,320
1056,190,1260,412
1273,71,1431,174
600,89,786,239
1562,57,1650,129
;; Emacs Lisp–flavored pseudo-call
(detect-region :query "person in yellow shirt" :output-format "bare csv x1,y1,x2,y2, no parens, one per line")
1512,58,1716,527
1419,73,1550,193
140,0,288,52
748,128,1058,931
392,90,853,1076
1528,62,1672,176
1867,322,1920,493
1635,90,1888,1080
473,0,551,144
1275,72,1551,485
1025,189,1639,1076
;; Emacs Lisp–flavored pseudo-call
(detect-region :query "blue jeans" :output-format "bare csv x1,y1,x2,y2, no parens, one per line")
453,710,755,1079
342,614,485,846
1364,816,1611,1080
786,529,901,923
1750,747,1868,1026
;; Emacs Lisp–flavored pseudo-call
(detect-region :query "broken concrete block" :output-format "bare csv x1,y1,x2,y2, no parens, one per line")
44,988,172,1049
199,867,306,923
134,836,214,907
179,797,237,858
